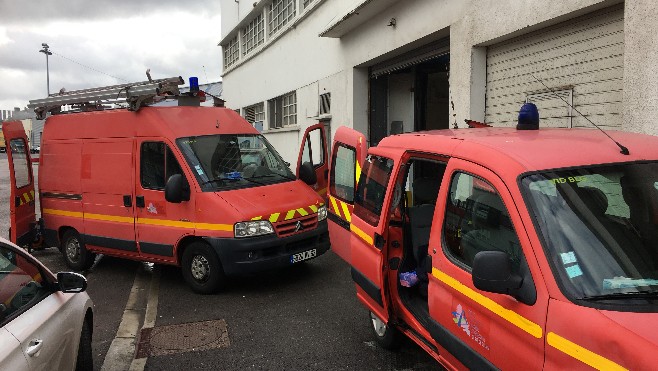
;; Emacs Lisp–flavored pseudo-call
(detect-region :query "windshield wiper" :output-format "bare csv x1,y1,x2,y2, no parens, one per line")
253,173,296,181
581,291,658,301
200,178,225,186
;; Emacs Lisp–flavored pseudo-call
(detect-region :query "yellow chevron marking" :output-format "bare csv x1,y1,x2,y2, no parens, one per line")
340,201,351,222
329,196,341,217
269,213,280,223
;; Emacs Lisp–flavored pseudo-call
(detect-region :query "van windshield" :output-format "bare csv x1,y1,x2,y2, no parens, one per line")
176,134,295,191
521,162,658,303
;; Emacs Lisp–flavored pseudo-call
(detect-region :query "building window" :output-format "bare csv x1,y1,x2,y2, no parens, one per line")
242,14,264,55
268,92,297,129
223,37,239,69
268,0,296,35
319,92,331,115
244,102,265,124
302,0,315,9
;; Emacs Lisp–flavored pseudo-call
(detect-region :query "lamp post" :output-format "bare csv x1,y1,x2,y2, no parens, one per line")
39,43,52,96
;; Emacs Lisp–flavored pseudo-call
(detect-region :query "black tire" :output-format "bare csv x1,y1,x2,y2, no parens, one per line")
75,318,93,371
369,311,401,350
62,230,95,271
181,242,226,294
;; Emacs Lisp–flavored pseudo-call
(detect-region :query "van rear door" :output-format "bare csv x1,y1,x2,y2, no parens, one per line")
1,121,36,246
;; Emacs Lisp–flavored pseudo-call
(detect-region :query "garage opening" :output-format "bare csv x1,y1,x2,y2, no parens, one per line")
368,39,450,146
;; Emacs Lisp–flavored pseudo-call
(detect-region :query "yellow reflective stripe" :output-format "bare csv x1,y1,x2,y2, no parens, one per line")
432,268,543,339
547,333,627,371
316,187,327,196
193,222,233,232
355,160,362,185
43,208,233,231
296,208,309,217
86,213,134,223
269,213,280,223
329,196,342,217
350,224,373,245
251,216,263,221
43,208,83,218
309,205,318,213
340,201,351,222
137,218,193,228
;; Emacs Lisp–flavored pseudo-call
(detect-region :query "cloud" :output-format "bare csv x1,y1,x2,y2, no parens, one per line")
0,0,222,110
0,0,221,25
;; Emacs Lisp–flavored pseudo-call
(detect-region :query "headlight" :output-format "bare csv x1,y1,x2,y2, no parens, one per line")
234,220,275,238
317,205,327,221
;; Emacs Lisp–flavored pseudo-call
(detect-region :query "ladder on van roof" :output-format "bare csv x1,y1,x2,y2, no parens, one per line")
28,76,184,119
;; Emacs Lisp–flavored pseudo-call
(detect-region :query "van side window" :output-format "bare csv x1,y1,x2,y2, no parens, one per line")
354,156,394,227
9,138,31,189
330,145,356,202
140,142,184,190
301,126,325,167
443,172,523,273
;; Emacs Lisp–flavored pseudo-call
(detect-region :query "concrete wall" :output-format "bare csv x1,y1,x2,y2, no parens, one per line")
220,0,656,164
622,0,658,136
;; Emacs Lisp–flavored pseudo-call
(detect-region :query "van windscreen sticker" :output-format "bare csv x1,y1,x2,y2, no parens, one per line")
560,252,577,265
194,165,205,176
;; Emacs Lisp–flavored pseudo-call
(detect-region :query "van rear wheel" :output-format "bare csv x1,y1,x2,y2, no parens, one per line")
369,311,400,350
62,230,95,271
182,242,226,294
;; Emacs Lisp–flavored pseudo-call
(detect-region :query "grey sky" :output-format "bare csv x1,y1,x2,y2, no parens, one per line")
0,0,222,110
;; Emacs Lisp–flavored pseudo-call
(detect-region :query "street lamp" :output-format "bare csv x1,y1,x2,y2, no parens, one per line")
39,43,52,96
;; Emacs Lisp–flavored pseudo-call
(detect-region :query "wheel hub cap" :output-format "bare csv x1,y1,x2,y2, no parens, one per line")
191,255,210,281
66,240,80,263
370,312,387,337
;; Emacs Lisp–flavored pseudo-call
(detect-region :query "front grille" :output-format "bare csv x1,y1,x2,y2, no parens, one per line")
274,214,318,238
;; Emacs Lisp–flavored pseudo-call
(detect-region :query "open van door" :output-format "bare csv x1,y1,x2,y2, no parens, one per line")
297,125,366,264
297,123,329,198
2,121,37,247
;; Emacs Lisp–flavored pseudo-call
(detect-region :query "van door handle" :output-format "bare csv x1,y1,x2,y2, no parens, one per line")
26,338,43,356
136,196,145,208
123,195,132,207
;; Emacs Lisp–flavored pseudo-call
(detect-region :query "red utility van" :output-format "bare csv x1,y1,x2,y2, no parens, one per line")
302,121,658,369
3,77,329,294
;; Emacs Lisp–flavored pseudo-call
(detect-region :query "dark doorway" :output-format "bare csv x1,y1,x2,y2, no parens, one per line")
368,54,450,146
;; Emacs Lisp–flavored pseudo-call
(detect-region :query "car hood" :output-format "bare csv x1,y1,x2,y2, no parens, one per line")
216,180,323,222
599,308,658,346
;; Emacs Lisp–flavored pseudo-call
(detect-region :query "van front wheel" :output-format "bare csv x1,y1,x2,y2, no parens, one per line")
181,242,226,294
369,311,400,350
62,230,95,271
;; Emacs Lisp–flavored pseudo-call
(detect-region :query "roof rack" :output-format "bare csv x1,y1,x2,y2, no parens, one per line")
28,76,184,119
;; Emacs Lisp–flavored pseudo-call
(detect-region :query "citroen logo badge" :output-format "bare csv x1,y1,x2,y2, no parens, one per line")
295,221,303,232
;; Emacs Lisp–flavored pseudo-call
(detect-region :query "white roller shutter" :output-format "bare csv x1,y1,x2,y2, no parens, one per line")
485,4,624,129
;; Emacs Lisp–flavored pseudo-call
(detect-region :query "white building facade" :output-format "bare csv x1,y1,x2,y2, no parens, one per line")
219,0,658,164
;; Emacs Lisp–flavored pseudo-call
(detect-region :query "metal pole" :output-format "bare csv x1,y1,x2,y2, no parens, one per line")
39,43,52,96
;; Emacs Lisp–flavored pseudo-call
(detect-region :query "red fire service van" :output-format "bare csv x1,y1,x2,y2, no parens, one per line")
300,107,658,369
3,76,329,294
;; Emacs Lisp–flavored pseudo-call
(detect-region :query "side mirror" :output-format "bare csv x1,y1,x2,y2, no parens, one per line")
472,250,523,296
165,174,190,203
298,161,317,186
57,272,87,293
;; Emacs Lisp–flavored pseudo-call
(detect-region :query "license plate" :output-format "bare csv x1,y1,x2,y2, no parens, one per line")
290,249,317,264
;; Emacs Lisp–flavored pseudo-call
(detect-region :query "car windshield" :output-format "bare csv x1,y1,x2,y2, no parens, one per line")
176,134,295,191
521,162,658,301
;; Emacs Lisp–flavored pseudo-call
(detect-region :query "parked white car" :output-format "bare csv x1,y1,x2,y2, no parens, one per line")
0,236,93,370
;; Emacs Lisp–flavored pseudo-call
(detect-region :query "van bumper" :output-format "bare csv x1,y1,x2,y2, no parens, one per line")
204,220,330,276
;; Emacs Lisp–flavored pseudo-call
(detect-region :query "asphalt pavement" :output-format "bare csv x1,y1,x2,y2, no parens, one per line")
0,152,439,370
